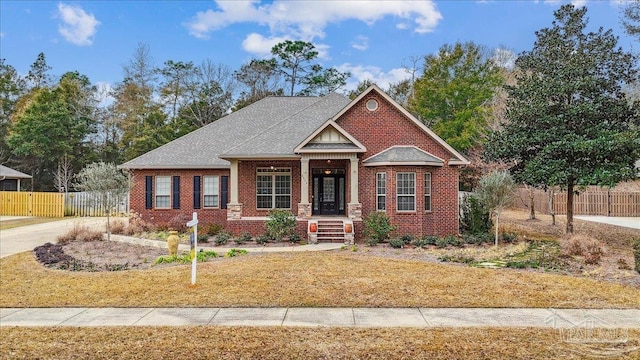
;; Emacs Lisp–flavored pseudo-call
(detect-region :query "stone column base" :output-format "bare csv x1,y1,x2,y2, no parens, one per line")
227,203,243,220
297,202,312,218
347,203,362,220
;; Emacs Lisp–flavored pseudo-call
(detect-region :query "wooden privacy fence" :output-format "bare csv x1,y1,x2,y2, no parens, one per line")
514,187,640,217
0,191,129,217
0,191,64,217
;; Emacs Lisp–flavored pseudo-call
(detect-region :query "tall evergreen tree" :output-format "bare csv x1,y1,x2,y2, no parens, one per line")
485,5,640,233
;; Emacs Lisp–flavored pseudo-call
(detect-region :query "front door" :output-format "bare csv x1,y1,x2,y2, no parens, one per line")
312,170,345,215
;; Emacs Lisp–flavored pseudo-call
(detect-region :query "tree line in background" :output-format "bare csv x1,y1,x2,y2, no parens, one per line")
1,4,638,236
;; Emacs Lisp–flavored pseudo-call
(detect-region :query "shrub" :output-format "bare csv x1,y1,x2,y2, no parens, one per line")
167,213,189,233
288,232,301,243
501,232,517,244
265,209,296,242
225,248,248,257
363,212,397,244
459,194,491,234
436,235,463,248
411,237,428,248
256,234,270,245
389,238,405,249
207,223,223,236
583,239,604,265
215,231,232,246
197,234,210,243
235,232,252,245
399,234,414,245
633,238,640,274
57,224,103,244
462,233,492,245
109,219,126,235
561,237,583,256
124,212,155,235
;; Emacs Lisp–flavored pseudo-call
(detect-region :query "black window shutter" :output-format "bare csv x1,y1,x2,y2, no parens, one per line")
172,176,181,209
145,176,153,209
221,176,229,209
193,176,201,209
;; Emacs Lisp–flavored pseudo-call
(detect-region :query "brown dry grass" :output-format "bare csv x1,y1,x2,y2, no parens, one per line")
1,250,639,308
2,327,639,360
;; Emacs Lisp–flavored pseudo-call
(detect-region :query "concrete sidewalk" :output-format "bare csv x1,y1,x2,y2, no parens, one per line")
1,307,638,328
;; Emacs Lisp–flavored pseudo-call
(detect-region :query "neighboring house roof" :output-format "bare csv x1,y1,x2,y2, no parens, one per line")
0,165,32,179
363,146,445,167
120,85,469,169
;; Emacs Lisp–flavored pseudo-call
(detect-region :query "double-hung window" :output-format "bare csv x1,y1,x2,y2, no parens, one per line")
256,168,291,209
424,173,432,211
155,176,171,209
203,175,219,208
376,172,386,211
396,172,415,211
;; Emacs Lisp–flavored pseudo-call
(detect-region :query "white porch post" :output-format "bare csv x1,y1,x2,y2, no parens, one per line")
300,157,310,202
298,157,312,218
350,154,359,203
227,159,243,220
230,159,239,204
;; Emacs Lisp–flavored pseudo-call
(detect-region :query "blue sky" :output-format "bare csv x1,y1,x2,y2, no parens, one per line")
1,0,636,97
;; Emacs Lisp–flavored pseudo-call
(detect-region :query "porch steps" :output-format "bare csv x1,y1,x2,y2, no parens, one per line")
316,219,346,243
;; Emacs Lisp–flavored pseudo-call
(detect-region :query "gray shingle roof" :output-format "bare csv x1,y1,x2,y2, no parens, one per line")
363,146,444,166
120,93,350,169
0,165,32,178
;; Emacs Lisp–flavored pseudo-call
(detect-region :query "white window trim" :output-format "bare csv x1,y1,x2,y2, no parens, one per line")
203,175,220,208
256,167,292,210
155,176,171,209
425,172,432,212
376,172,386,211
396,172,416,212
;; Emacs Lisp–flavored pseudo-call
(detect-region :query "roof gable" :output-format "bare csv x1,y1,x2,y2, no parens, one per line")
363,146,444,166
294,120,366,153
333,85,470,165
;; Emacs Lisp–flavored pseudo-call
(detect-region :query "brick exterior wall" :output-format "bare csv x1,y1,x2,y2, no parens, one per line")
129,90,463,240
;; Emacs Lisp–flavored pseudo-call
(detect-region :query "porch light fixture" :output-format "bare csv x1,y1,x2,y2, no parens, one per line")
324,169,332,175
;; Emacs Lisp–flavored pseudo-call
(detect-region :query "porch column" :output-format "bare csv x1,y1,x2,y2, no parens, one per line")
348,154,362,220
350,155,359,203
227,159,242,220
298,157,312,218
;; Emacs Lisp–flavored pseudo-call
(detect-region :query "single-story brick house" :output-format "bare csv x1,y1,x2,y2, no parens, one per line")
0,165,32,191
120,85,469,242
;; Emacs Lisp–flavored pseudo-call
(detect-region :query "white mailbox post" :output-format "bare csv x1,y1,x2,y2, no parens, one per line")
186,212,199,285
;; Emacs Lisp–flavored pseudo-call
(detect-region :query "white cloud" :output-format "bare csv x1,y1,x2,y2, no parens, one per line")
570,0,587,7
186,0,442,40
351,35,368,51
57,3,100,46
241,33,331,59
337,63,410,92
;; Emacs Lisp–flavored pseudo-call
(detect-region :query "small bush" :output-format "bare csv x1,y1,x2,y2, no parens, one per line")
436,235,463,248
462,233,492,245
583,239,604,265
256,234,270,245
399,234,414,245
57,225,103,244
501,232,517,244
633,238,640,274
265,209,296,242
225,248,248,257
235,232,252,245
197,234,210,243
459,194,491,234
124,212,156,235
207,223,223,236
215,231,232,246
389,238,405,249
561,237,583,256
109,220,126,235
411,238,428,248
288,233,301,243
363,212,397,244
167,213,189,233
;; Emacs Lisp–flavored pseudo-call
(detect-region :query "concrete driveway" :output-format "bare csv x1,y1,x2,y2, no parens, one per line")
0,217,108,258
575,216,640,230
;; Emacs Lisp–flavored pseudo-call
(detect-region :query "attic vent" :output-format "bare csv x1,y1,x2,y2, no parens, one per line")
365,99,378,111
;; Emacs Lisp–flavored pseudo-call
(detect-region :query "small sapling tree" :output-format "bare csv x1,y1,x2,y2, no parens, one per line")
476,171,516,246
74,162,133,240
